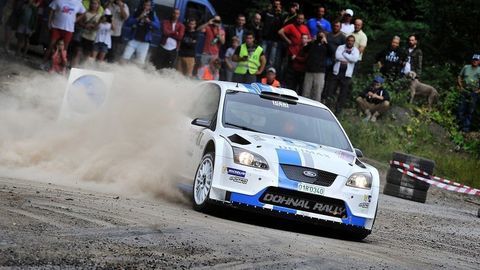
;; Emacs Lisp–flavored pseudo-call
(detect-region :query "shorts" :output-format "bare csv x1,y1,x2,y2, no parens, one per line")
81,38,94,53
50,28,73,48
93,42,109,53
122,39,150,65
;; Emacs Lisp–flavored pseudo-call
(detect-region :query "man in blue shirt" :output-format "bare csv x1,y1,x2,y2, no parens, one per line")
307,6,332,38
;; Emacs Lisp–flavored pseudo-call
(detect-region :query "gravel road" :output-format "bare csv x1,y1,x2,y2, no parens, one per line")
1,172,479,269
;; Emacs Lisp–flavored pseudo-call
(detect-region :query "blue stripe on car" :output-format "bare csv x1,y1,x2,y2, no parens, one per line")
230,188,266,207
276,148,302,190
252,83,273,93
242,83,260,94
342,204,367,227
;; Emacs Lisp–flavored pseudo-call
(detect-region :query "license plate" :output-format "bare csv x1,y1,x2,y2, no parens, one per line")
297,182,325,196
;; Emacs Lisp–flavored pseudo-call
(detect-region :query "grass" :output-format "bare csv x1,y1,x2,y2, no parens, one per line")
340,110,480,189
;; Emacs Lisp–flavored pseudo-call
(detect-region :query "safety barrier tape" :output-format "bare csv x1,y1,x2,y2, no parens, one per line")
390,160,472,189
390,160,480,197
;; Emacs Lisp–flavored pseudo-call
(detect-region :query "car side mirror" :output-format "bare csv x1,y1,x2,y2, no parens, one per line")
354,148,364,158
191,118,211,128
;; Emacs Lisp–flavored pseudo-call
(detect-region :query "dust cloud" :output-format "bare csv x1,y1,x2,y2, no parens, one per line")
0,64,202,203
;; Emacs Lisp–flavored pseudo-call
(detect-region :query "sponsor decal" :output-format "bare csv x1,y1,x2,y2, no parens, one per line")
261,193,346,218
229,176,248,184
362,194,372,202
298,182,324,195
358,202,370,209
272,100,289,108
226,167,246,177
302,170,317,178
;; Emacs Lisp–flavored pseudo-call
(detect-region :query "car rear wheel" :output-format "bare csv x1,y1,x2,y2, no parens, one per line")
192,152,215,212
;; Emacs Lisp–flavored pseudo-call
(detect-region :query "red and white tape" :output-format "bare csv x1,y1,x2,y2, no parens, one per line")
390,160,480,197
390,160,472,189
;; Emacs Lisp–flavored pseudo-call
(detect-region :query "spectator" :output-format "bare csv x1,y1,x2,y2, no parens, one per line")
278,12,310,61
261,0,284,72
49,39,68,75
3,0,24,54
225,14,246,48
248,12,263,44
340,9,354,35
351,19,367,63
375,35,406,80
403,34,423,77
197,57,220,81
326,20,346,71
306,6,331,38
105,0,129,63
176,18,199,77
224,36,239,82
197,15,225,66
356,76,391,122
303,32,328,102
121,0,160,66
456,54,480,132
90,9,113,62
15,0,39,57
40,0,86,69
283,1,299,26
155,8,184,69
232,31,266,83
325,35,359,114
285,33,309,93
261,67,281,87
71,0,102,67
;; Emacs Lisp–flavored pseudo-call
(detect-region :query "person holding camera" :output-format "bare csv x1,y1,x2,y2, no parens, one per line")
232,31,266,83
105,0,129,63
121,0,159,65
197,15,225,66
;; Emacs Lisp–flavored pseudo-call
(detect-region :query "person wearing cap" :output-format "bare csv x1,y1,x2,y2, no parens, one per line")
340,9,354,35
456,54,480,132
356,76,390,122
261,67,281,87
232,31,266,83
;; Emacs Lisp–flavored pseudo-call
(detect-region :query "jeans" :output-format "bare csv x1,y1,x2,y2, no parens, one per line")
122,39,150,65
262,40,282,70
457,91,479,132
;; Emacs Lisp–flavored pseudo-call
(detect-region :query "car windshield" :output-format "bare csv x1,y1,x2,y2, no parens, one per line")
222,91,353,152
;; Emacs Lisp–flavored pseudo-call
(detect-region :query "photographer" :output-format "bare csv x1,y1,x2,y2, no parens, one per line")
105,0,129,63
197,15,225,66
121,0,159,65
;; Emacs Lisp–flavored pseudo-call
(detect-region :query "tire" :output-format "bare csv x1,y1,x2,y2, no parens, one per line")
345,228,371,241
386,167,430,191
392,152,435,175
383,182,427,203
192,152,215,212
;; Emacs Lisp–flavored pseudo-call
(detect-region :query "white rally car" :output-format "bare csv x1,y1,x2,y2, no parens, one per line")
187,82,379,239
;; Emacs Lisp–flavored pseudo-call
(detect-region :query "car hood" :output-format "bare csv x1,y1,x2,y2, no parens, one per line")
224,131,358,177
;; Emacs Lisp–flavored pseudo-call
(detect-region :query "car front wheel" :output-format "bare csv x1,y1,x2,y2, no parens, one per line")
192,152,215,211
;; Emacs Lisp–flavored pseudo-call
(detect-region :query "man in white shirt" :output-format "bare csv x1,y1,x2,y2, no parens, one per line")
325,35,359,114
42,0,86,66
154,8,184,69
106,0,129,62
340,9,354,35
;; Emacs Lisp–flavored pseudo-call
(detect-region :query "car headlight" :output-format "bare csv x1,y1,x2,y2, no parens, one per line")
346,172,372,189
232,147,269,170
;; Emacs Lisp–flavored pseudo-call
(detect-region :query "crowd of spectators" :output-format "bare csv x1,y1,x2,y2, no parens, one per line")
1,0,478,128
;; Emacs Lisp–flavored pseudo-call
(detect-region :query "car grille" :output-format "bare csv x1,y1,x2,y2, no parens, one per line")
280,164,337,186
259,187,347,218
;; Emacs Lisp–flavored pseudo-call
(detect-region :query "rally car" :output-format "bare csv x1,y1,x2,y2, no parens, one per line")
187,82,379,239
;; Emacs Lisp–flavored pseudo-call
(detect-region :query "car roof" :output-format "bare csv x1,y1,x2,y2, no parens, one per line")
205,81,329,109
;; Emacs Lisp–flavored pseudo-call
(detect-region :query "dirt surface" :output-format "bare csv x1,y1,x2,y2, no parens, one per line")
0,53,479,269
